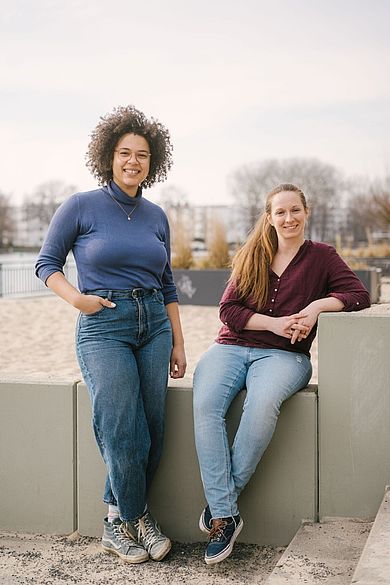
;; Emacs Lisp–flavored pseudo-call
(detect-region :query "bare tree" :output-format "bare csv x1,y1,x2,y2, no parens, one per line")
348,194,376,244
23,180,77,225
345,176,390,244
371,189,390,229
228,160,281,229
0,192,15,248
229,158,343,241
158,185,190,219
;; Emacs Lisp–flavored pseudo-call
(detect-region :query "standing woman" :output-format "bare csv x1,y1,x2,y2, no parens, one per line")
35,105,186,563
193,183,370,565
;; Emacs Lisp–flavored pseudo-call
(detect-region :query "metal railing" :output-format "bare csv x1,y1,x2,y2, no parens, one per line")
0,261,77,298
0,258,388,298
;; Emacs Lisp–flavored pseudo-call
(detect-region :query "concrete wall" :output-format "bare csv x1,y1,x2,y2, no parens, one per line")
77,380,317,545
1,306,389,542
173,270,229,305
318,309,390,520
0,376,316,544
173,269,382,305
0,380,77,533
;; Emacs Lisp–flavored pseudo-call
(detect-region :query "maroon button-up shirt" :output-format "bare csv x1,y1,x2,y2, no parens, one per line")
216,240,371,357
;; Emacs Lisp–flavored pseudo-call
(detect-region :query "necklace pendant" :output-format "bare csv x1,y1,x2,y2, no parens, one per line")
127,216,131,221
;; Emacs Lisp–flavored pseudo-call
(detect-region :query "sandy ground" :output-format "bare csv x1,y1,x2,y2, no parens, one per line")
0,295,319,384
0,280,389,584
1,277,389,383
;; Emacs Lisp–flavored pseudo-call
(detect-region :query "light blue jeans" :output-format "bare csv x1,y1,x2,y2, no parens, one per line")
193,343,312,518
76,288,172,522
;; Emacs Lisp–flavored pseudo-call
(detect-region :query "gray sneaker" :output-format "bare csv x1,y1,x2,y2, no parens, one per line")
101,517,149,563
128,510,171,561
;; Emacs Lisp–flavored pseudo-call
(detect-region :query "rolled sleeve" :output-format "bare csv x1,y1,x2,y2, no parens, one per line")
326,248,371,311
219,281,256,332
328,291,370,312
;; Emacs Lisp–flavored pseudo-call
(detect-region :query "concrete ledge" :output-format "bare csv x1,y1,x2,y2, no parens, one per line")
264,518,371,584
351,485,390,584
318,309,390,520
77,382,318,545
0,380,77,533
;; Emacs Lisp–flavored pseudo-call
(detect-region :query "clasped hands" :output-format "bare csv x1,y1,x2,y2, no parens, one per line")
271,309,317,344
284,314,310,344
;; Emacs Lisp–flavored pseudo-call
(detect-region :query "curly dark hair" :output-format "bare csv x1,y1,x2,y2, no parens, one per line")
86,105,173,188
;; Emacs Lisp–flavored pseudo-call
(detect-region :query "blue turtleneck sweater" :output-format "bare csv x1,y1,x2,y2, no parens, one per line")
35,181,178,304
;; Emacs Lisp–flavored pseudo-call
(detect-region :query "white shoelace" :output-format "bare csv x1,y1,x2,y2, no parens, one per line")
114,523,137,545
137,515,162,548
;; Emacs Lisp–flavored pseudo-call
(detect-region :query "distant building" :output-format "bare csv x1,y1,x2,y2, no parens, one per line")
161,202,248,251
193,205,248,248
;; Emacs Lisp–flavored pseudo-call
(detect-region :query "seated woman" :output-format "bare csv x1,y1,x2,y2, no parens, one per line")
193,183,370,565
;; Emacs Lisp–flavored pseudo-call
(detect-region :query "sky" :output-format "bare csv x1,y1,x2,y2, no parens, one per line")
1,0,389,207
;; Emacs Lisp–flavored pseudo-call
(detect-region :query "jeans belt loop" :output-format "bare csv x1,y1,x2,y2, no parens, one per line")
106,290,113,301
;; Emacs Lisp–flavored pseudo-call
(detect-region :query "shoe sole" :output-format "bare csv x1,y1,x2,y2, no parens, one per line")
149,539,172,561
204,519,244,565
101,543,149,563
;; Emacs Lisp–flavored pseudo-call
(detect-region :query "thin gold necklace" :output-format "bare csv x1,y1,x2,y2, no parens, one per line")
107,183,139,221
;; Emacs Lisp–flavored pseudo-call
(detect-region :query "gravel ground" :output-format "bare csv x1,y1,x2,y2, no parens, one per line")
0,531,284,585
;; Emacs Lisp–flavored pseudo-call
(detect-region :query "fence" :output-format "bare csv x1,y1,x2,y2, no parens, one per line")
0,258,388,299
0,261,77,298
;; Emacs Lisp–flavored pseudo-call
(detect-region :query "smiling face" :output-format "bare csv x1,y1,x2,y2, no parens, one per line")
112,133,151,197
268,190,308,245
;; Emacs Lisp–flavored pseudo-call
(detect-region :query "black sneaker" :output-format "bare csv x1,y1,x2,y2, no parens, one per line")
101,517,149,563
204,516,243,565
128,510,171,561
199,505,213,534
199,505,241,535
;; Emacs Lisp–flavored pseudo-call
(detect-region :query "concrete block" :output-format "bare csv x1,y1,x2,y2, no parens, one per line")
351,485,390,584
264,518,371,584
0,380,76,533
318,309,390,520
77,380,317,545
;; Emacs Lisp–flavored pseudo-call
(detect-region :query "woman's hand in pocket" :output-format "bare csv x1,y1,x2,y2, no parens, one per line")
75,294,116,315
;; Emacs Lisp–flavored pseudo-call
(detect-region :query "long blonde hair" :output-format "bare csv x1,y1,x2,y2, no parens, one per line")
230,183,307,310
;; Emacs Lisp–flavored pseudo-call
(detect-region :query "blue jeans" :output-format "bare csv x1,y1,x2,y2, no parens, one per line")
76,288,172,522
193,343,312,518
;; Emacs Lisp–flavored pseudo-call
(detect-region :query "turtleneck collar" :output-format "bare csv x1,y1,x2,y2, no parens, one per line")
105,180,143,206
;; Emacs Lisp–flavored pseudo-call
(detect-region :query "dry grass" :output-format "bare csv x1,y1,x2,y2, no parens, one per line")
171,225,193,269
339,243,390,258
204,219,231,268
